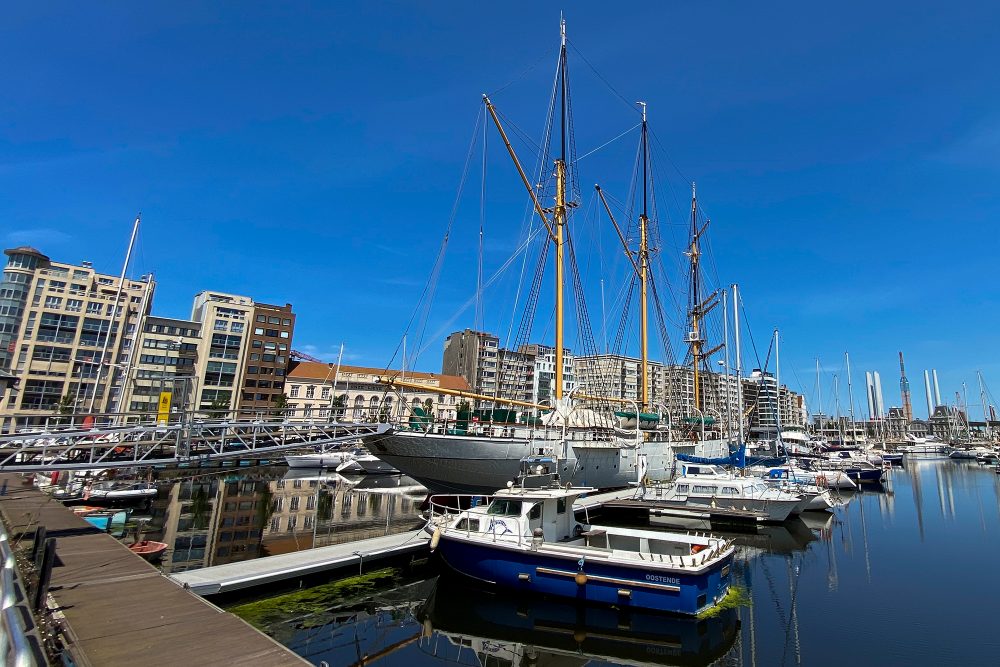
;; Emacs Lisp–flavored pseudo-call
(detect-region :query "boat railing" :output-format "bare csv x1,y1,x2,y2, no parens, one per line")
427,494,528,545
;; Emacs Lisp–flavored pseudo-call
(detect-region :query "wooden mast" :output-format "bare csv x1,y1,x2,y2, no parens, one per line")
689,184,702,414
638,103,650,411
553,17,568,402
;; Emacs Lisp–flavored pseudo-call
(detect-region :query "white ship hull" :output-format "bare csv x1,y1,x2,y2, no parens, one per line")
364,427,725,494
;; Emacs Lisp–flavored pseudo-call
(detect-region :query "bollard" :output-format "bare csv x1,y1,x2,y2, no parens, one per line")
33,537,56,613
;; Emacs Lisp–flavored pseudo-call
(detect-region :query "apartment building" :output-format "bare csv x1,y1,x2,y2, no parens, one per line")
237,302,295,413
284,360,471,422
518,343,575,405
442,329,500,397
120,315,201,416
442,330,578,407
0,245,154,428
189,291,255,412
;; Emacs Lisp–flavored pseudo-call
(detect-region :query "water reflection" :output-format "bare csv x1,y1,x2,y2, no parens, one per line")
154,459,1000,665
271,575,740,667
144,466,426,573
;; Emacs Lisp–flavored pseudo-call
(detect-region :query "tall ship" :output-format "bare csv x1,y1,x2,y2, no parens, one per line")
364,21,731,493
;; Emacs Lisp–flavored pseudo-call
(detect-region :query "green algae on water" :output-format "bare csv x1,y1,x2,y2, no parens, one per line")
229,567,400,629
698,585,751,619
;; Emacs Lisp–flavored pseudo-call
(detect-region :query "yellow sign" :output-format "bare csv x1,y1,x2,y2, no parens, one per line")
157,391,173,425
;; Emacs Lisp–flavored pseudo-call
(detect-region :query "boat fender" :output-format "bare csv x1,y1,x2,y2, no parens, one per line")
575,572,588,586
691,544,706,555
430,527,441,552
422,618,434,638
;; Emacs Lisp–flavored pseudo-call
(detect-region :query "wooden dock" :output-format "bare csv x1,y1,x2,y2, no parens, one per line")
0,474,308,666
172,529,431,596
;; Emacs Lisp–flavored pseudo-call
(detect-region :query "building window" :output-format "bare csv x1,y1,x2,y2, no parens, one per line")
290,496,300,511
66,299,83,312
44,296,62,309
282,318,291,326
231,322,244,333
289,385,299,397
280,331,290,339
305,386,315,399
321,387,330,400
268,317,280,324
286,516,297,531
254,327,264,335
256,315,266,323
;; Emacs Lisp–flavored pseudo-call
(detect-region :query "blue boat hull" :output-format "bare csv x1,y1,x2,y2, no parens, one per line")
437,537,732,615
846,468,883,483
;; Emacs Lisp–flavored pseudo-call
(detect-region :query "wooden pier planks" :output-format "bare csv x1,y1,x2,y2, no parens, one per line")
0,474,307,666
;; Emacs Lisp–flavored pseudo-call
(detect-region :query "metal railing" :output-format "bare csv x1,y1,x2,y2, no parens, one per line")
0,524,45,666
0,408,390,472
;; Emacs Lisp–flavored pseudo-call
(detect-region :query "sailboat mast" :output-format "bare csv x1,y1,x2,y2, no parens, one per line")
553,18,568,401
689,184,701,413
846,351,855,442
638,103,650,410
89,213,141,414
978,371,989,439
733,284,744,445
816,358,823,435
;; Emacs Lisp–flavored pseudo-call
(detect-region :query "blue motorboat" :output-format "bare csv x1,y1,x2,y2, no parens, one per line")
426,476,735,616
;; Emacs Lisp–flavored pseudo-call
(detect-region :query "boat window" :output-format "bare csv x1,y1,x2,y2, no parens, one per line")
528,503,541,520
455,518,480,531
687,466,699,474
675,484,690,493
720,487,739,495
487,499,522,516
557,498,566,514
692,485,715,494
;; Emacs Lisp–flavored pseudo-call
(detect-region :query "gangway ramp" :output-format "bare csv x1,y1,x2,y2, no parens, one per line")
0,418,389,472
172,528,430,596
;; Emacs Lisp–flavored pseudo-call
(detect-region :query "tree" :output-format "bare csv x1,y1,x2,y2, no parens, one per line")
332,394,347,419
51,394,75,424
55,395,75,415
208,392,232,418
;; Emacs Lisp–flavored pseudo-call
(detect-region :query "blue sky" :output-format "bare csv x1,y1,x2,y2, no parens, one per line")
2,2,999,419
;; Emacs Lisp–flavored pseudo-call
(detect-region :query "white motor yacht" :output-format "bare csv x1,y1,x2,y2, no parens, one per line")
641,464,803,522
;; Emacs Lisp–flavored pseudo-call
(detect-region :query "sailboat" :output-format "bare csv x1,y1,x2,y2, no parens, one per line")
363,20,727,494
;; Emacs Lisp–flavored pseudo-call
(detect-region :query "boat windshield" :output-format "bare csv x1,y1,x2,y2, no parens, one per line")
487,499,523,516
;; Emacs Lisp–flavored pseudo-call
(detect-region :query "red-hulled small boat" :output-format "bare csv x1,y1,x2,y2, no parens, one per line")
129,540,168,561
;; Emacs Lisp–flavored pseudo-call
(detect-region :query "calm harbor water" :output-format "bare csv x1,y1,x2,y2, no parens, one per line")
208,458,1000,667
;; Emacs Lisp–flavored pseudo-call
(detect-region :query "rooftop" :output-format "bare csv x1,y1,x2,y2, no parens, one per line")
287,360,471,392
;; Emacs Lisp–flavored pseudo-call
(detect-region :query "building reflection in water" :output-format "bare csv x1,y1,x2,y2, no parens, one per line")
152,467,426,573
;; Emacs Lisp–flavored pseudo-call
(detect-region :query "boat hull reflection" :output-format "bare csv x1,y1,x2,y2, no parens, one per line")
418,574,740,666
